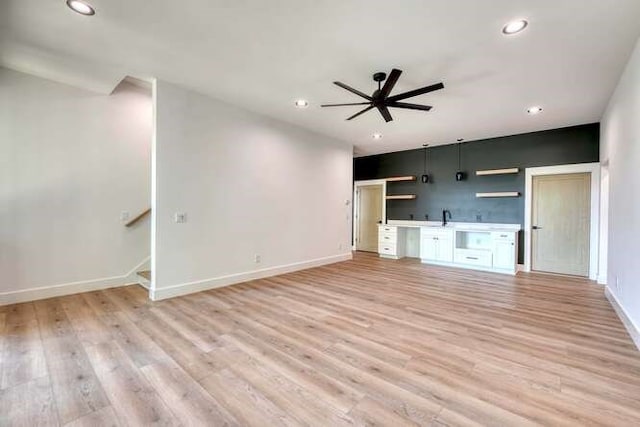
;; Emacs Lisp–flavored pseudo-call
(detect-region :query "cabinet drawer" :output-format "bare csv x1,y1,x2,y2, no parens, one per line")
420,228,453,239
454,249,492,267
379,243,398,256
379,233,397,244
491,232,516,242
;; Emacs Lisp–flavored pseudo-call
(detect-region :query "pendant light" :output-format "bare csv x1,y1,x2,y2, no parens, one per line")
421,144,430,183
455,141,466,181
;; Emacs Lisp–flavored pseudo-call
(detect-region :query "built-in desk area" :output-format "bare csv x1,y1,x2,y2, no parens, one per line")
378,220,521,275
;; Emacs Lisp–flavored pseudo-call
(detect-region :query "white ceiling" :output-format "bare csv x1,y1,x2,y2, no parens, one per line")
2,0,640,156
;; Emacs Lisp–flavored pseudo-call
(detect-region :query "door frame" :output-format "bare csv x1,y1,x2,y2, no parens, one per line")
524,163,600,280
353,179,387,251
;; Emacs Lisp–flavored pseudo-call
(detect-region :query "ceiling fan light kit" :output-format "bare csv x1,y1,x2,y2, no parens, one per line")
321,68,444,123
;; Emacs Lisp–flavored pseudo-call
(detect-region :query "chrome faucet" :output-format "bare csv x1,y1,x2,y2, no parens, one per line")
442,209,452,227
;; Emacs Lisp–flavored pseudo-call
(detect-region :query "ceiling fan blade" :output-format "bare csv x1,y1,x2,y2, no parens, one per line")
346,105,374,120
379,68,402,99
334,81,372,100
387,82,445,102
377,105,393,122
321,102,371,107
388,102,432,111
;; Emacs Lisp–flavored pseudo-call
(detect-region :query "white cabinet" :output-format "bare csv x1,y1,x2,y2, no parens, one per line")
379,222,520,275
420,229,453,263
492,232,517,271
436,235,453,262
420,236,437,260
378,226,406,259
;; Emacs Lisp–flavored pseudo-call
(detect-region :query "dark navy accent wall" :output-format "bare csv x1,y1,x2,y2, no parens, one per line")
354,123,600,262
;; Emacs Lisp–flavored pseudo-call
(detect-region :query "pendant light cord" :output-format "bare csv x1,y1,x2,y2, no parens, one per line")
424,147,428,173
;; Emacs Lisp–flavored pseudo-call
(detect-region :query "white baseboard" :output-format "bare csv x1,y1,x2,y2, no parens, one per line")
605,286,640,351
150,252,353,301
137,278,150,290
0,256,151,306
0,276,131,306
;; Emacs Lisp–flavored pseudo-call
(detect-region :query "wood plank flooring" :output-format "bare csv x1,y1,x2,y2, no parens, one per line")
2,252,640,426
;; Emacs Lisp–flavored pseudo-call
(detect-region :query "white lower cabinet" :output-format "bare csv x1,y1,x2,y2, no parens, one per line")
377,226,406,259
420,230,453,263
420,236,437,260
492,233,517,270
380,222,519,275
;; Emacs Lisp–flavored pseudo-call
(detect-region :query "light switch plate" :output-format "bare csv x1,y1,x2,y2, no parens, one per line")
174,212,187,223
120,211,130,222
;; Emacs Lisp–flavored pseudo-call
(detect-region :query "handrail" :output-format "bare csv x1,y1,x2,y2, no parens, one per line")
125,208,151,227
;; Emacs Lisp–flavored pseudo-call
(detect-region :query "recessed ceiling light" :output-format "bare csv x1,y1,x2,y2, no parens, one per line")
294,99,309,108
527,106,543,115
502,19,528,35
372,133,383,140
66,0,95,15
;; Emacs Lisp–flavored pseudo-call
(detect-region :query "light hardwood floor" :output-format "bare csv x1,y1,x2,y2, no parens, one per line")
2,252,640,426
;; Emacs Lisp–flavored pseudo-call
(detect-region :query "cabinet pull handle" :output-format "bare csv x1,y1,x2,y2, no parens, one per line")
466,256,478,260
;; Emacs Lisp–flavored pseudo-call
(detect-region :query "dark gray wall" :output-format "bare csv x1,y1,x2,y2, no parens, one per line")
354,123,600,262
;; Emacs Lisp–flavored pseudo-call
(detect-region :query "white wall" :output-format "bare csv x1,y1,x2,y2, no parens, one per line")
601,36,640,346
0,68,151,304
152,80,353,300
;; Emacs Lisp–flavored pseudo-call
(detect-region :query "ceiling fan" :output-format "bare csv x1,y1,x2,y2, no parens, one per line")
321,68,444,122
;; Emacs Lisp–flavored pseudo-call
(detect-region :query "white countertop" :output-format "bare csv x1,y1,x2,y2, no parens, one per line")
383,220,521,232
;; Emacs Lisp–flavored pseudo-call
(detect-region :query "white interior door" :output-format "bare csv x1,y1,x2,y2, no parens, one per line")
356,185,383,252
531,173,591,276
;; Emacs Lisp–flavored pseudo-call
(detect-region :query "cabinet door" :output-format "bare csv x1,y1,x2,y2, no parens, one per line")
436,237,454,263
420,237,438,260
493,240,516,269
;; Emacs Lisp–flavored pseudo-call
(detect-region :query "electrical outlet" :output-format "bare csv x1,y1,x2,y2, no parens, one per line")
254,254,261,264
174,213,187,223
476,214,482,222
120,211,130,222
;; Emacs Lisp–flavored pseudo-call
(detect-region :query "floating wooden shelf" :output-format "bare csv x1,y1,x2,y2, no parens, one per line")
385,176,417,182
476,168,520,176
386,195,417,200
476,192,520,198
